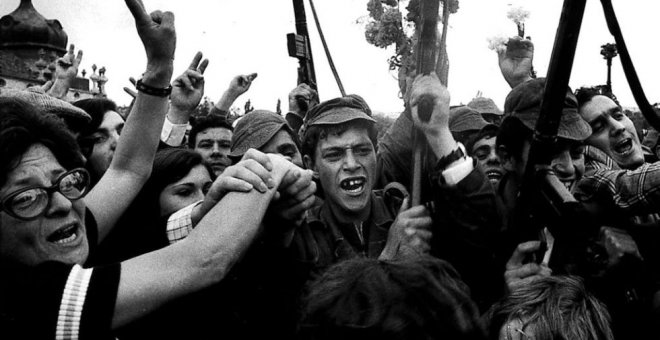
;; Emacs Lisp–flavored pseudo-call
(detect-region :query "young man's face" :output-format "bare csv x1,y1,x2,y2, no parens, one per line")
471,136,504,186
194,127,233,176
579,95,644,169
88,110,124,179
307,126,376,220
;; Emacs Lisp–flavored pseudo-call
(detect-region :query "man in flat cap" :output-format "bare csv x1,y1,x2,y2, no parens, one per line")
400,74,593,311
297,94,432,268
449,105,503,186
0,87,91,136
467,96,504,125
230,109,316,222
231,110,304,168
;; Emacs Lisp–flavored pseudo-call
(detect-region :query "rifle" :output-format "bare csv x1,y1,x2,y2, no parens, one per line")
514,0,599,273
600,0,660,131
288,0,318,95
516,0,660,275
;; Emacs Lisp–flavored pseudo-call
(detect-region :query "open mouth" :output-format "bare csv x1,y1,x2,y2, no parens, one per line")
340,176,367,195
613,138,634,156
47,223,79,245
485,169,503,182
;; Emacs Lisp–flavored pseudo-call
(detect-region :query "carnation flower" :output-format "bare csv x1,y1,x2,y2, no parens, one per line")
487,35,508,53
506,5,530,25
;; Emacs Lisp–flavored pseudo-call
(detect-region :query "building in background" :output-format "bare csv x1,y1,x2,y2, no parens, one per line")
0,0,105,100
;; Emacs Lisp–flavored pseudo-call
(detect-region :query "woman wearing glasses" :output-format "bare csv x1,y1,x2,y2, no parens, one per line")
0,96,303,339
0,1,311,338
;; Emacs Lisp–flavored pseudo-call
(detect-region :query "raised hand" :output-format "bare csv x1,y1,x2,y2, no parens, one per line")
215,73,258,111
504,241,552,292
228,73,258,97
170,52,209,119
380,197,433,260
288,83,319,118
498,36,534,89
47,44,83,99
55,44,82,82
409,73,451,133
124,0,176,85
123,77,138,99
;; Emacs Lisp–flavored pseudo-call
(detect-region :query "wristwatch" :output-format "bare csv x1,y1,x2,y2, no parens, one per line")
435,143,466,170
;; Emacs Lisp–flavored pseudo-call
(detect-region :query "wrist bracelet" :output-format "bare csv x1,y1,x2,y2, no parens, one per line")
136,79,172,97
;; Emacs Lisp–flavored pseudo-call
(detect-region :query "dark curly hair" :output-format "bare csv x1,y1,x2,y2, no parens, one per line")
301,120,378,163
0,97,84,189
72,98,120,161
298,256,487,340
188,114,233,149
574,86,620,110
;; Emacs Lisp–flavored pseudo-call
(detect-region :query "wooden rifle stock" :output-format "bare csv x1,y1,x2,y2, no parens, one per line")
411,0,442,206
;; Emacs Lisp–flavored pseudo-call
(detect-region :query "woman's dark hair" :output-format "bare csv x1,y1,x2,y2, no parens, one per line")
145,148,212,203
73,98,119,135
134,147,212,227
298,256,487,340
134,148,211,220
73,98,120,161
301,120,378,162
90,148,211,264
0,97,84,188
496,117,533,161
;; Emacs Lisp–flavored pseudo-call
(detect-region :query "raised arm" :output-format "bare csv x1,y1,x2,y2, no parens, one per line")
160,52,208,146
46,44,83,100
498,36,535,89
212,73,258,114
409,73,459,161
84,0,175,241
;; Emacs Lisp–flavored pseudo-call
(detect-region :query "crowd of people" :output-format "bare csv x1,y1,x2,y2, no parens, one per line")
1,0,660,339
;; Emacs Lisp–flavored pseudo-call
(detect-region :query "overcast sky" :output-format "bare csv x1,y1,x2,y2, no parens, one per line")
2,0,658,115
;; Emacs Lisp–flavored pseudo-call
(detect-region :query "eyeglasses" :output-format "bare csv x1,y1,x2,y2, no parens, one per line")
1,168,90,220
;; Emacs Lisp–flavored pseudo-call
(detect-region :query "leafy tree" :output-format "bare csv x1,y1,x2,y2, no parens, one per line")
363,0,459,96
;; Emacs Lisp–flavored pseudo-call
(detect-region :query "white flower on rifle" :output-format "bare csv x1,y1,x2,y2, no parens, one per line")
487,35,508,53
506,5,530,25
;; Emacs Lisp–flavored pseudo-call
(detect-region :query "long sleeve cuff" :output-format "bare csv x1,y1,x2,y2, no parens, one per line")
441,143,474,186
166,200,203,244
160,116,189,147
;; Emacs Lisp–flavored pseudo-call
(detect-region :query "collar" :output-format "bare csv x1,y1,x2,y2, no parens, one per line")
584,145,621,173
307,191,395,229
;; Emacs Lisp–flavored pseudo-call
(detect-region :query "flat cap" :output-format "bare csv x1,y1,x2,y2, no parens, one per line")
0,88,91,129
503,77,591,141
230,109,293,158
